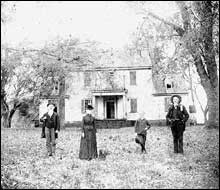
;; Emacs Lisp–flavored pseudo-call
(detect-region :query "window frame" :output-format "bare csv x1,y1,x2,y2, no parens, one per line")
81,99,92,113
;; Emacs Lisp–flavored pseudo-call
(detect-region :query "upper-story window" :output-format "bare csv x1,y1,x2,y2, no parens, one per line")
165,77,174,92
84,72,91,87
109,70,114,77
130,71,136,86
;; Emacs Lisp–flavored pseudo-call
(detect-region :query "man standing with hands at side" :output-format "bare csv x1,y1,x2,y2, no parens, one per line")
166,95,189,154
40,103,60,156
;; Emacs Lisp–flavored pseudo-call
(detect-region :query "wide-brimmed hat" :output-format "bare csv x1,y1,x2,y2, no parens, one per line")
170,94,182,103
47,103,55,107
87,105,94,110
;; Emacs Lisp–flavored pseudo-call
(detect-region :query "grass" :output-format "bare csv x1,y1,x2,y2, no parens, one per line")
1,125,219,189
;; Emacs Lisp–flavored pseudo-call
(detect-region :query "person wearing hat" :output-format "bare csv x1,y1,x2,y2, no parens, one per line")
40,103,60,156
79,104,98,160
134,111,151,153
166,95,189,154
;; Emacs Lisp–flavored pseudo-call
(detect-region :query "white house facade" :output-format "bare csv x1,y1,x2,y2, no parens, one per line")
39,63,190,128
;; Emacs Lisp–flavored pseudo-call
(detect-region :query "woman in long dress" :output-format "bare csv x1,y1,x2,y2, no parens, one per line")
79,105,98,160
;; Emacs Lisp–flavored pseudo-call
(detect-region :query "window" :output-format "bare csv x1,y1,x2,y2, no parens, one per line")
84,72,91,87
165,78,174,92
130,98,137,113
166,84,172,89
81,99,92,113
130,71,136,85
164,97,171,112
189,105,196,113
52,79,59,95
109,70,114,77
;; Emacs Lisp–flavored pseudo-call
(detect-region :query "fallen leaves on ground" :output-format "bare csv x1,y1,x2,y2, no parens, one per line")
1,125,219,189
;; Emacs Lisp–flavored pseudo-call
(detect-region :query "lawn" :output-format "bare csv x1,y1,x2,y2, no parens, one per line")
1,125,219,189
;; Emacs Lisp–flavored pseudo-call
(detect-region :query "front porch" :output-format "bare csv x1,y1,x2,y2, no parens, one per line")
92,89,128,120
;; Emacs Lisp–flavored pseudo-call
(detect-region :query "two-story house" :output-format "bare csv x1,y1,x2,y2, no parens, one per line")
39,53,190,128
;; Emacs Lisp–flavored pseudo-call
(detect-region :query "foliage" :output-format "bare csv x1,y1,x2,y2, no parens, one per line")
1,36,106,128
1,126,219,189
18,102,29,116
128,1,219,128
1,1,17,25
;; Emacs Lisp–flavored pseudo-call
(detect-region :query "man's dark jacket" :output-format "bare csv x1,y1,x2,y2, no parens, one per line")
40,112,60,138
166,104,189,130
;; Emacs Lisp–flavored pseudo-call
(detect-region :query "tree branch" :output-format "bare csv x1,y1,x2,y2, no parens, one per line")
143,12,185,36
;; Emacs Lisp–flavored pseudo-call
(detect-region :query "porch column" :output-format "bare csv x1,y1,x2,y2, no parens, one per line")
123,94,127,119
92,95,96,117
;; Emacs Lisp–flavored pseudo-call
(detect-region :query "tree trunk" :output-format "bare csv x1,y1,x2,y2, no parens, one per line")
1,95,10,128
2,108,17,128
145,2,219,128
205,87,219,128
2,114,9,128
1,99,21,128
7,108,17,128
204,105,208,126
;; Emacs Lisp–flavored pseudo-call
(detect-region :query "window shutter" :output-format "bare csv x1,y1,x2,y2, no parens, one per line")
130,99,137,113
81,99,85,113
130,71,136,85
189,105,196,113
165,97,171,112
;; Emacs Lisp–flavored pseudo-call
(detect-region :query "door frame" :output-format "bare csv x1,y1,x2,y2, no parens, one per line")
104,99,116,119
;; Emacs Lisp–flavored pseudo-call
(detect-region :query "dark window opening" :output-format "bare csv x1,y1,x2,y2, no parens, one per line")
166,84,172,89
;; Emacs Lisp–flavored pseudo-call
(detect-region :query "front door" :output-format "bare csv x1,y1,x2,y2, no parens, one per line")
106,101,115,119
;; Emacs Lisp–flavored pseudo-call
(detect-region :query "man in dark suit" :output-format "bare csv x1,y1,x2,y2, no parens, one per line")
40,103,60,156
166,95,189,154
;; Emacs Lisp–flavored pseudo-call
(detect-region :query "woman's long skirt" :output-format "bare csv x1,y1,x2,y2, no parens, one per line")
79,129,98,160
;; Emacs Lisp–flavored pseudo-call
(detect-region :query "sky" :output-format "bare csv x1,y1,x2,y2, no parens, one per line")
2,1,207,123
2,1,179,49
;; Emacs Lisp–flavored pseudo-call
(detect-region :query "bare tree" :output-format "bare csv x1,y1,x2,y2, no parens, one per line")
129,1,219,128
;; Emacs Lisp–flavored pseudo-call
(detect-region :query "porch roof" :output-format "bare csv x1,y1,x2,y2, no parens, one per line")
152,92,189,96
92,89,127,96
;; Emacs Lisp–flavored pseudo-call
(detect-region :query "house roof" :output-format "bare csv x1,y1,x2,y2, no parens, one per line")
152,73,189,94
64,49,152,71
